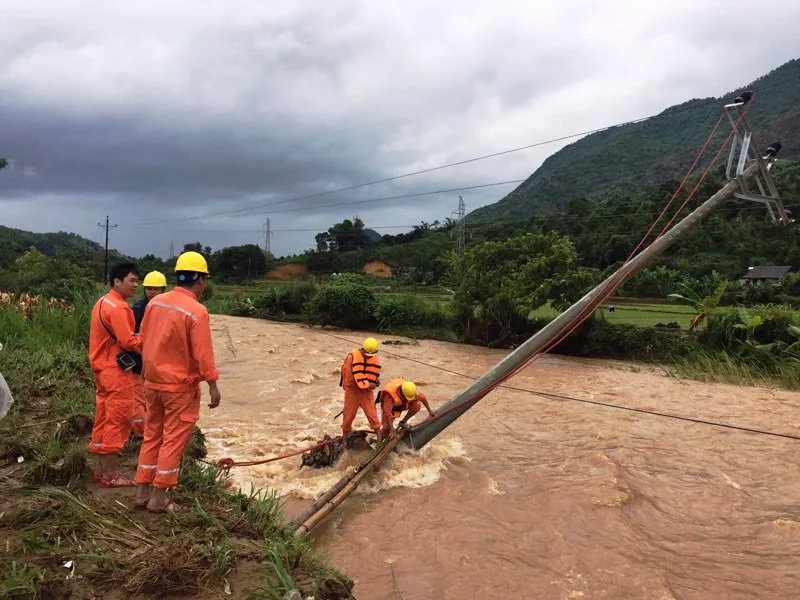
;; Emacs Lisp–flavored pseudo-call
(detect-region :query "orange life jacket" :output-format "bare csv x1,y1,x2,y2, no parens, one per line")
379,377,409,416
339,349,381,388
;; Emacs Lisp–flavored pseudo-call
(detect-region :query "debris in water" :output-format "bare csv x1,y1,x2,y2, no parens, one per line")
382,338,419,346
300,431,374,469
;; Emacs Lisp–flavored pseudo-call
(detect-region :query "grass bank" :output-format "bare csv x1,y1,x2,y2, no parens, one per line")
0,295,352,600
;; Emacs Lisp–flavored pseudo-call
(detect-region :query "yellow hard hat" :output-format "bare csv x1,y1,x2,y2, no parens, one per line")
174,251,209,274
401,380,417,400
362,337,379,355
142,271,167,288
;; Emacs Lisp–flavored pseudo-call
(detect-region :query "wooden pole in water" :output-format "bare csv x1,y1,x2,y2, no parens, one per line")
293,434,403,535
404,162,763,451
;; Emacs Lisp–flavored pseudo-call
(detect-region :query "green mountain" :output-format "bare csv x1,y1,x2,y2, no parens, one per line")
0,226,104,268
470,58,800,222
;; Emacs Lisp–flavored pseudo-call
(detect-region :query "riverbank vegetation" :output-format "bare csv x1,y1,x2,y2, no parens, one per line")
0,294,353,600
205,267,800,390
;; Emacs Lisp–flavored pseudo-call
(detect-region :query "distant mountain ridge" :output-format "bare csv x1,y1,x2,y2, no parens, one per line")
469,58,800,222
0,225,107,269
364,228,382,242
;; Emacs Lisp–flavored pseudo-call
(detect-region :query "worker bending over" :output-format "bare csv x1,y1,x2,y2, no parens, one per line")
130,271,167,437
378,378,435,440
340,337,381,447
88,262,142,487
134,252,221,513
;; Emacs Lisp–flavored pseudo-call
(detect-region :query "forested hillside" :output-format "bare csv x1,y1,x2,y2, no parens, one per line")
469,58,800,222
278,159,800,289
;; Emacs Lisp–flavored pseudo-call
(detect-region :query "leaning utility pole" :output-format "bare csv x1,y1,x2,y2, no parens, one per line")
98,215,117,285
404,95,786,451
290,92,789,536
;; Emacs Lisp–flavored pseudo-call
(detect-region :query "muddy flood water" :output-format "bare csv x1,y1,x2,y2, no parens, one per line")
200,315,800,599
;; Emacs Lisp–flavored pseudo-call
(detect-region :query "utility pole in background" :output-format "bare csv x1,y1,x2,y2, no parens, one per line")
98,215,117,285
451,196,466,258
263,216,272,255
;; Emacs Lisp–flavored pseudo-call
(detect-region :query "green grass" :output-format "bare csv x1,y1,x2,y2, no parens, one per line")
0,561,41,600
529,301,697,328
668,350,800,388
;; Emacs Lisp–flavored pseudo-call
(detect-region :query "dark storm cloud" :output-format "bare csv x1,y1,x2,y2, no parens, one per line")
1,0,799,256
0,104,375,203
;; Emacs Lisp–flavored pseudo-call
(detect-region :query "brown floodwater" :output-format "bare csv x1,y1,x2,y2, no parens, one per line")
200,315,800,599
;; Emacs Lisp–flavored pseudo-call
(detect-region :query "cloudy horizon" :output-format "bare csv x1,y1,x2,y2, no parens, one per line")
1,0,799,259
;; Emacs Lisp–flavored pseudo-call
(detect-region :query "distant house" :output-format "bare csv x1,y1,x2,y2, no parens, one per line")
362,259,393,278
739,265,793,286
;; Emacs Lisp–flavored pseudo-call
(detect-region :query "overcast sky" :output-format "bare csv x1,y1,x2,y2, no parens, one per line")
1,0,799,259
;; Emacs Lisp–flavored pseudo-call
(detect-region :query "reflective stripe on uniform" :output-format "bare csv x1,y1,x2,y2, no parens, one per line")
148,301,198,321
156,468,180,475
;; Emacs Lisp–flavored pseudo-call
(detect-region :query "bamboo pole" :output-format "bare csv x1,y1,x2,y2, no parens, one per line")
293,434,403,535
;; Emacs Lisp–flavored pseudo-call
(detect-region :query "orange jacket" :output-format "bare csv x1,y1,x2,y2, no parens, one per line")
89,289,141,372
340,349,381,391
139,287,219,392
379,377,427,418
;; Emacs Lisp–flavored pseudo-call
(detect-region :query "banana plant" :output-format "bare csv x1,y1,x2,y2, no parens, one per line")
782,325,800,358
732,313,800,360
667,281,728,330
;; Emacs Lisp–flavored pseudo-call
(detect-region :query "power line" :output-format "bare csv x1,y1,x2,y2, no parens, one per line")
312,329,800,443
126,179,524,228
130,74,795,227
145,225,421,234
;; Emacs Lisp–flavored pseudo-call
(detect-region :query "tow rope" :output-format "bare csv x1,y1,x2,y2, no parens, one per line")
214,431,376,473
215,437,338,474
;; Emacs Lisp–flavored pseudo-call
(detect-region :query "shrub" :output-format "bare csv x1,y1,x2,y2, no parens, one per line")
252,282,317,316
373,295,454,332
700,306,800,351
579,318,699,361
306,274,377,329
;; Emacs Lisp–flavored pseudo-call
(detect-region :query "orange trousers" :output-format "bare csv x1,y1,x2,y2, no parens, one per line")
135,386,199,489
380,400,420,436
130,375,146,437
89,368,135,455
341,388,381,436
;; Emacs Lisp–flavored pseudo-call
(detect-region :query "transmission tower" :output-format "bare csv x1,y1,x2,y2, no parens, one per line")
451,195,466,257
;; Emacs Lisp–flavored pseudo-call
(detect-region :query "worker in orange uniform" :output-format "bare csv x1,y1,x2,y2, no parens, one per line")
88,262,143,487
134,252,221,513
378,378,435,440
340,337,382,447
129,271,168,437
